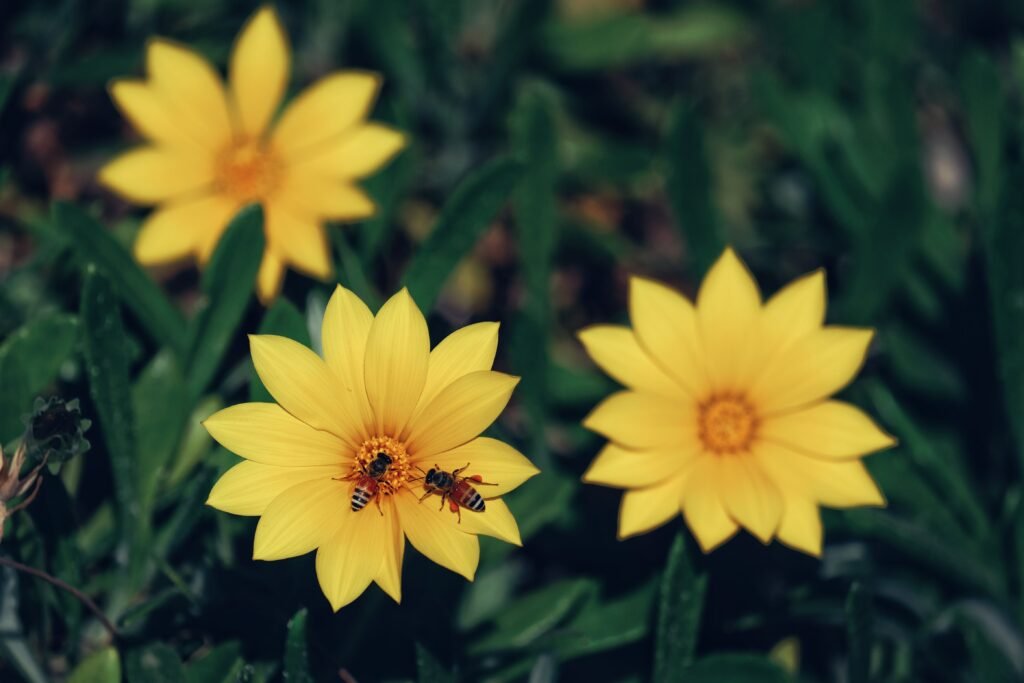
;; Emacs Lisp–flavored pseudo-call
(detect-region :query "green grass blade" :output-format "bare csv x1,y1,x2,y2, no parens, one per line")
654,533,708,680
403,157,523,310
846,582,872,683
55,202,187,354
284,609,314,683
183,205,265,400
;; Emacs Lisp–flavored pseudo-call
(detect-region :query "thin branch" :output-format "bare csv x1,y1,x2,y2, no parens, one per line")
0,556,119,640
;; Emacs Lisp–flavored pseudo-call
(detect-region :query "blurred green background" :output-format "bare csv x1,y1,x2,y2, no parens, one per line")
3,0,1024,681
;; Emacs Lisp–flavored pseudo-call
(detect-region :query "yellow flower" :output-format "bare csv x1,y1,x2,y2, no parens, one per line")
100,6,405,302
578,248,895,556
204,286,539,610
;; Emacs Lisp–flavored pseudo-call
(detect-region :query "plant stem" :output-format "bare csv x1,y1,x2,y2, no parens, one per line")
0,556,119,640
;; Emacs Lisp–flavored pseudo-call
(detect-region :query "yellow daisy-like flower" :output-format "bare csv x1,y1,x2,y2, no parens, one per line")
579,248,895,556
204,286,539,610
100,6,405,302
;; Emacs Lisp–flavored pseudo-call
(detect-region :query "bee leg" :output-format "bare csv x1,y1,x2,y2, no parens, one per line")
470,474,498,486
452,463,471,477
438,491,447,512
448,501,462,523
375,494,384,516
418,489,433,503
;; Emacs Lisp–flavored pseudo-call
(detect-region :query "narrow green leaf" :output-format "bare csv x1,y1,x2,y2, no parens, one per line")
683,654,791,683
332,229,382,310
982,162,1024,474
183,205,265,399
416,643,455,683
958,612,1020,683
0,566,48,683
125,644,187,683
846,583,872,683
654,533,707,680
186,641,243,683
284,608,314,683
665,100,722,276
69,647,121,683
403,157,523,310
133,351,188,516
549,580,657,660
0,311,78,440
80,267,140,573
166,395,222,488
54,202,187,354
469,578,597,654
959,51,1004,214
543,6,750,71
249,298,311,403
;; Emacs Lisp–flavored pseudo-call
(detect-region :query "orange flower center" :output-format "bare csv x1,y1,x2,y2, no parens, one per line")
215,139,281,202
699,395,757,454
351,436,412,496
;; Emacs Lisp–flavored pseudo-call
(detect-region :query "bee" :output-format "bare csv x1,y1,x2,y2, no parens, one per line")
418,463,496,522
345,452,392,514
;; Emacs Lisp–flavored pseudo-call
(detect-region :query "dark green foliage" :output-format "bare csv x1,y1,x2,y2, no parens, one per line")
654,534,707,680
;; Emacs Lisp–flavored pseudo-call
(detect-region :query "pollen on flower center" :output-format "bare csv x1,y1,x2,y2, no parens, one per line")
352,436,411,495
215,139,282,202
699,395,757,454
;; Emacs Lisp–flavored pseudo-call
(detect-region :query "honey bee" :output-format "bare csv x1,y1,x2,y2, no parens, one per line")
418,463,496,522
344,452,392,514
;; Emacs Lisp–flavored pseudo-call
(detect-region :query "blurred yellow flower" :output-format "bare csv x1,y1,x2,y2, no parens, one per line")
204,286,538,610
579,248,894,556
100,6,405,302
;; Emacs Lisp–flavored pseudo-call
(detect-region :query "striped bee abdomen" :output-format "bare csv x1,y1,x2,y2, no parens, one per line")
351,476,378,512
453,480,485,512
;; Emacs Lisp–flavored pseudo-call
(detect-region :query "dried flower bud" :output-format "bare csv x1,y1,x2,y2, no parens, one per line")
24,396,91,466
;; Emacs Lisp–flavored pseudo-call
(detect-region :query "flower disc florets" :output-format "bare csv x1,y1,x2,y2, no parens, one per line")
354,436,411,495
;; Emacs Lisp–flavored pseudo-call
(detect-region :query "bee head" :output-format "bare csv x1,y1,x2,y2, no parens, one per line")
425,468,438,485
375,452,392,464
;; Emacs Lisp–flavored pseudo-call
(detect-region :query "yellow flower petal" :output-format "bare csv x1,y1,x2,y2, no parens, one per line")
256,251,286,303
583,390,697,450
315,499,390,611
394,488,479,580
427,437,539,497
681,455,739,552
322,285,375,433
253,478,347,560
618,475,687,539
249,335,366,448
374,502,405,604
697,248,762,391
229,6,289,137
583,443,695,488
99,147,213,204
134,194,237,265
717,455,783,543
405,371,519,460
414,322,500,419
363,289,430,436
456,498,522,546
750,327,875,414
207,460,341,516
776,497,823,557
629,277,708,397
272,71,382,158
203,402,347,466
109,80,205,150
759,269,826,355
760,400,896,460
577,325,685,398
753,441,886,509
145,39,233,149
265,203,331,280
294,123,406,179
275,169,376,221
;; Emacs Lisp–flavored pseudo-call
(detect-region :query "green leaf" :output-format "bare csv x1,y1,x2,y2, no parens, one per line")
0,566,48,683
69,647,122,683
470,578,597,654
982,162,1024,475
665,100,722,276
186,641,243,683
957,608,1022,683
284,608,314,683
166,396,222,488
332,229,382,310
184,205,265,399
80,268,140,576
54,202,187,354
125,644,187,683
959,51,1004,214
846,583,872,683
403,157,523,310
0,311,78,440
249,297,310,402
549,580,656,660
683,654,791,683
654,533,708,680
416,642,455,683
543,5,750,71
133,351,188,516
